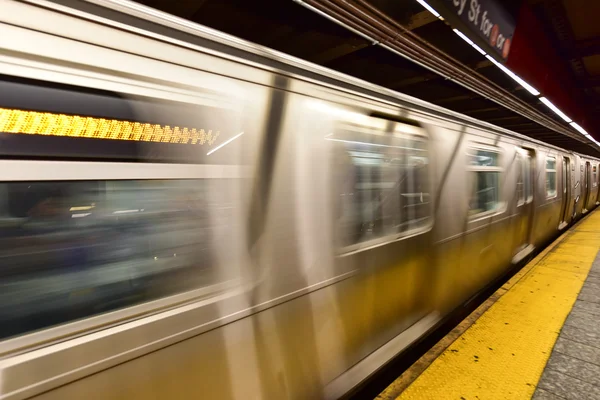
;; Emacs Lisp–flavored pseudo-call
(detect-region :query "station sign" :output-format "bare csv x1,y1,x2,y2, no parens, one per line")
431,0,517,61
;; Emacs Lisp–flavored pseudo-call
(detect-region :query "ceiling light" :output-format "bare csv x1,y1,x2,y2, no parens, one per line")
485,55,540,96
453,29,486,56
416,0,441,19
539,97,572,123
569,122,588,136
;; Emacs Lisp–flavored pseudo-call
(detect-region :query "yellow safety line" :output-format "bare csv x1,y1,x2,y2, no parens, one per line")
396,211,600,400
377,229,570,400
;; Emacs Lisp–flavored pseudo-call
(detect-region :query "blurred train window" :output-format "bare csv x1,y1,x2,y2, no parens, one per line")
0,178,238,339
331,123,430,248
0,76,246,164
516,157,524,206
546,157,557,198
467,148,501,216
524,156,532,201
516,151,532,206
594,165,598,188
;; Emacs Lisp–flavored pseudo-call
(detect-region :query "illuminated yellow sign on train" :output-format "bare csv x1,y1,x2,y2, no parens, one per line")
0,108,220,145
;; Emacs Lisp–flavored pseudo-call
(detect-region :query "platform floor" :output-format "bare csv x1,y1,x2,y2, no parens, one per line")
533,253,600,400
378,210,600,400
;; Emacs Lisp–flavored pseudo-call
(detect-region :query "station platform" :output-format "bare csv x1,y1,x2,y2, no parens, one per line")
377,210,600,400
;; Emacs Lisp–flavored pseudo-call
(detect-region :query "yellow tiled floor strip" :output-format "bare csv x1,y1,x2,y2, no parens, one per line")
397,211,600,400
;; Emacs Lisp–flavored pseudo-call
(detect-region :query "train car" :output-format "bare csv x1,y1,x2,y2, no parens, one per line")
0,0,597,399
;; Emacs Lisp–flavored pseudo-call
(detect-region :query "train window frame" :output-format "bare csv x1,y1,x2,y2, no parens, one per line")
0,161,249,350
516,155,524,206
466,145,504,220
516,149,533,207
331,118,433,256
546,156,558,199
0,161,249,355
0,14,287,398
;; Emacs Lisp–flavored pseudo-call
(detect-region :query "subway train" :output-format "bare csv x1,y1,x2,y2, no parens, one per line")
0,0,598,399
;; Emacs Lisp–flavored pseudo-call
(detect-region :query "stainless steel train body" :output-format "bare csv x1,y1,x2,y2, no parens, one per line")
0,0,598,399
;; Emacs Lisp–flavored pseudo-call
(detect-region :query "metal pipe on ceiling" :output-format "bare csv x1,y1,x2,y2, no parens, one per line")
294,0,596,152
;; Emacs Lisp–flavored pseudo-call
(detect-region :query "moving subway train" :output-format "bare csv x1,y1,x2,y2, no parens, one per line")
0,0,598,398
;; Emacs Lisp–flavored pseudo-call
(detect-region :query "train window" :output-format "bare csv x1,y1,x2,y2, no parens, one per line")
332,123,430,248
524,155,532,202
546,157,557,198
594,166,598,188
516,151,532,206
0,75,245,164
467,148,501,216
0,72,269,343
516,156,524,206
0,178,239,339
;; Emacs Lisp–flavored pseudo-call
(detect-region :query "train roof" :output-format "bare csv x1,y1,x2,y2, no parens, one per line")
24,0,600,160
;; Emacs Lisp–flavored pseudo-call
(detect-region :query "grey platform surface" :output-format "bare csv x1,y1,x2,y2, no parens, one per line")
533,253,600,400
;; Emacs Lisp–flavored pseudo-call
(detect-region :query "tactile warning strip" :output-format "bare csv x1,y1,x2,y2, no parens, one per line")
396,211,600,400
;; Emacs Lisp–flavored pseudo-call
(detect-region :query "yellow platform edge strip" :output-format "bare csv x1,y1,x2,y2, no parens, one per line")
396,211,600,400
0,107,220,145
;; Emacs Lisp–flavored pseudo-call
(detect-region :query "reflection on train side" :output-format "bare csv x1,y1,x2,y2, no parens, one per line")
0,179,236,339
332,126,431,249
468,148,501,216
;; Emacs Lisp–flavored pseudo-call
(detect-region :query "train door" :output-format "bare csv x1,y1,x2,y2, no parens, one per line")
559,156,571,228
596,164,600,205
593,164,599,205
513,148,534,262
583,162,591,212
573,158,583,217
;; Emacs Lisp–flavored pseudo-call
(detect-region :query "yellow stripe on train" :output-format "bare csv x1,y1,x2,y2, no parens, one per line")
0,108,220,145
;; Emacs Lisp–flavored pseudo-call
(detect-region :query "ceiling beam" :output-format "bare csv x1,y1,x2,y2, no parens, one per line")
580,75,600,88
463,106,503,114
309,40,371,64
389,74,437,89
309,11,441,65
433,94,476,104
172,0,209,19
486,115,524,123
387,59,493,89
503,123,542,129
566,37,600,59
406,11,438,30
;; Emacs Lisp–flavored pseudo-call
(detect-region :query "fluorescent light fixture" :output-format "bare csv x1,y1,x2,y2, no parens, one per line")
113,209,141,214
539,97,572,123
569,122,597,138
485,55,540,96
570,122,589,136
453,29,486,56
72,213,91,218
207,131,244,156
416,0,441,18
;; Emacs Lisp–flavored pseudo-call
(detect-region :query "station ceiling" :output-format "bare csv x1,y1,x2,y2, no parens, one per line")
528,0,600,124
134,0,600,156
